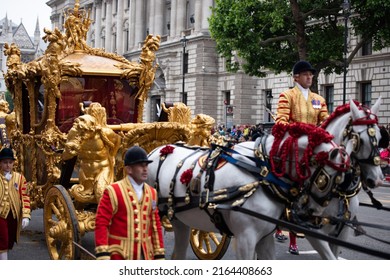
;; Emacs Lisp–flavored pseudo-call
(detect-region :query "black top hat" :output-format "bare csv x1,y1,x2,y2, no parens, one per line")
0,148,16,161
124,146,153,166
292,60,316,75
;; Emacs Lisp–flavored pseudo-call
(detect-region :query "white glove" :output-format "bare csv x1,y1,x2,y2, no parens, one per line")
22,218,30,229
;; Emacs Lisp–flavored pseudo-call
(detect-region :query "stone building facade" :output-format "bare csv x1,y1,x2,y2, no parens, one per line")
46,0,390,127
0,15,44,99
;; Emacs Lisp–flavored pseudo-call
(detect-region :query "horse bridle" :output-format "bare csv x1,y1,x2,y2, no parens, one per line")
295,110,386,230
342,110,383,166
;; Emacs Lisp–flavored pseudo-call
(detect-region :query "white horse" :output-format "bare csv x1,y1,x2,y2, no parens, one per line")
304,98,387,259
147,124,353,259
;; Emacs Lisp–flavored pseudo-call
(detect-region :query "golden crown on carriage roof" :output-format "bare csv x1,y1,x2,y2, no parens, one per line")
62,0,92,51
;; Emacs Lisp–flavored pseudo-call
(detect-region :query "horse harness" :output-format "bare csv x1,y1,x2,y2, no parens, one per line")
300,107,387,234
154,137,355,237
154,143,272,236
341,113,383,166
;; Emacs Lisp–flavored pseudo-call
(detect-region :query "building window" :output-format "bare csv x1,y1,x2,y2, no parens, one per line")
264,89,273,122
361,82,372,107
125,29,129,51
223,90,231,105
60,16,64,31
182,92,187,104
183,52,189,74
362,40,372,56
113,33,117,53
324,85,334,113
102,37,105,49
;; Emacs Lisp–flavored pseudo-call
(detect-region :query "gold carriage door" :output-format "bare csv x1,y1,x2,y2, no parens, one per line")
56,76,139,133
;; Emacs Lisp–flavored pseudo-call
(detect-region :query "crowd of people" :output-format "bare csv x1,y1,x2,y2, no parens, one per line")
213,123,266,143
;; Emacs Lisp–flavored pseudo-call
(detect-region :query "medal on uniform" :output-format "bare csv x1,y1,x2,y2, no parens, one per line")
312,99,321,109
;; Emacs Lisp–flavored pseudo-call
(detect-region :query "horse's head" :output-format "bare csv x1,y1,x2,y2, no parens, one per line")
347,98,387,188
292,140,354,219
322,98,388,188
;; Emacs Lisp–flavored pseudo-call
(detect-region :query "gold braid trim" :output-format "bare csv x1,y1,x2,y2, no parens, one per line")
95,245,110,260
95,245,109,254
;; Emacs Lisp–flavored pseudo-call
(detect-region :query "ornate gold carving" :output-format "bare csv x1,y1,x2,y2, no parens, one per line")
3,43,21,71
188,114,215,147
118,35,161,122
162,102,192,124
76,210,96,235
122,122,191,153
2,0,216,251
64,103,121,203
63,0,92,52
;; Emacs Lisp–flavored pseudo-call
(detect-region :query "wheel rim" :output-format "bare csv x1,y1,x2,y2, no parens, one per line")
44,185,80,260
190,229,230,260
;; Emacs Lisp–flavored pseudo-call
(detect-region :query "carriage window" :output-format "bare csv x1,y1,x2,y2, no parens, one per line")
35,83,45,124
56,76,138,133
151,96,161,122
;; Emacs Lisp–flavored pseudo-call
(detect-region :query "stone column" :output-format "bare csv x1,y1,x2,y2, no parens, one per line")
201,0,213,31
134,0,146,47
116,0,124,54
149,0,155,35
94,0,103,48
176,0,186,36
105,0,113,52
86,4,93,46
129,0,136,49
154,0,164,36
194,0,202,33
170,0,177,38
49,13,60,33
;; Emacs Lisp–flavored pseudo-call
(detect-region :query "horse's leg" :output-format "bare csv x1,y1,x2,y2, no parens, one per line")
255,232,276,259
170,218,191,260
230,229,257,259
329,196,359,258
329,227,352,258
306,236,337,260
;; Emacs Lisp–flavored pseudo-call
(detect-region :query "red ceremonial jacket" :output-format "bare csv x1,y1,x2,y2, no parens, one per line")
0,172,31,243
276,86,329,125
95,176,165,260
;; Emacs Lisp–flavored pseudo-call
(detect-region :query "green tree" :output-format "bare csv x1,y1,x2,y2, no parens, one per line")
209,0,390,79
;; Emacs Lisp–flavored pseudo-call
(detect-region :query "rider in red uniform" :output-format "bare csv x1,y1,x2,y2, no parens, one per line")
275,60,329,255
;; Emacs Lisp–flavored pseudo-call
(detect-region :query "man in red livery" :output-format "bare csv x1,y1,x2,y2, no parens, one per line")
0,148,30,260
275,61,329,255
95,146,165,260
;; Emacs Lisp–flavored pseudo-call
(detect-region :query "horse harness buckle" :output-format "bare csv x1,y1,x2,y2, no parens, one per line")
260,166,269,177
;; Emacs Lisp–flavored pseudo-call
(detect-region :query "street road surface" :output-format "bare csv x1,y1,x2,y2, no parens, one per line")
8,186,390,260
